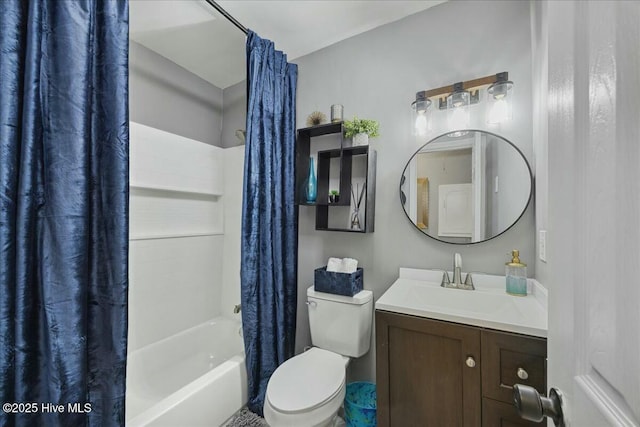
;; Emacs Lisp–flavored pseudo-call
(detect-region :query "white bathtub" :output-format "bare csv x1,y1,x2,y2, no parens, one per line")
126,317,247,426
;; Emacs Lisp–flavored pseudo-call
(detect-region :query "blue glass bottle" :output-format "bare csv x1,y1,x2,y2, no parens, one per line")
305,156,317,203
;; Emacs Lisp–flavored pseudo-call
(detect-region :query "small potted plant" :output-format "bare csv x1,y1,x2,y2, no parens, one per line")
329,189,340,204
343,117,380,146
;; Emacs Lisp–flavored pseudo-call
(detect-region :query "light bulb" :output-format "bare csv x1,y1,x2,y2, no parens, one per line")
446,84,470,135
414,112,428,136
411,96,431,136
488,98,509,124
449,106,469,129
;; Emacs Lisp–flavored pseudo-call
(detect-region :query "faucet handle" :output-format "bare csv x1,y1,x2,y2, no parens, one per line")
441,271,451,287
463,273,475,290
464,273,473,286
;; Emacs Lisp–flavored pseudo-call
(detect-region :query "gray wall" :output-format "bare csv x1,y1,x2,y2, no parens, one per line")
222,81,247,148
530,1,549,286
293,0,535,382
129,41,224,147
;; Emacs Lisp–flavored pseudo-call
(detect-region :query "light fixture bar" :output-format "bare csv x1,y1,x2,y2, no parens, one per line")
410,71,513,135
416,72,509,100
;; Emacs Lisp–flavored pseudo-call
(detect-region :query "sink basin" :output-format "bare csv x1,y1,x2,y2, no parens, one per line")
407,282,512,314
375,268,548,337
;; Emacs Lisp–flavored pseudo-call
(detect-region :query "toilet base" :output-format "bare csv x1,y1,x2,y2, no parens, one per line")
332,415,346,427
263,385,345,427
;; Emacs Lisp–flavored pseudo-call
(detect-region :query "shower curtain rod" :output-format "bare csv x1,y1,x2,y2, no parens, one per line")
205,0,249,35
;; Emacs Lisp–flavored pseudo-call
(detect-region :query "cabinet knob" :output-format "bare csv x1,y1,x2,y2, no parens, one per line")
465,356,476,368
517,367,529,380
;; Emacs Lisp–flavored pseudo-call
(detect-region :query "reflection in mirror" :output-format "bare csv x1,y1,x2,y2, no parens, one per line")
416,178,429,229
400,130,532,244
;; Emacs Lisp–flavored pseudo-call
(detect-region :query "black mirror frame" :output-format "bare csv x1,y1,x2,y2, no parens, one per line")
399,129,534,245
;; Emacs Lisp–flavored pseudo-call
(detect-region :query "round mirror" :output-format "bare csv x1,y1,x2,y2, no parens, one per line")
399,130,532,244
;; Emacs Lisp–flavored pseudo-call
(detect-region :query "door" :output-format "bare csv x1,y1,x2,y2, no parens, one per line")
438,183,473,238
546,1,640,425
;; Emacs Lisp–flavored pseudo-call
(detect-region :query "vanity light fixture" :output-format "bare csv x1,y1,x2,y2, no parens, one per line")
486,72,514,124
411,72,514,136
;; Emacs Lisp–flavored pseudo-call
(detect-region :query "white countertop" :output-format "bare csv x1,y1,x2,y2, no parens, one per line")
375,268,548,338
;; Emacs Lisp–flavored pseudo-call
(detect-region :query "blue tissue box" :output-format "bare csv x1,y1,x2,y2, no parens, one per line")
314,266,363,297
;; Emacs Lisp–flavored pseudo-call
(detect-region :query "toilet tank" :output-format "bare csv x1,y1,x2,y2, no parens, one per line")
307,286,373,358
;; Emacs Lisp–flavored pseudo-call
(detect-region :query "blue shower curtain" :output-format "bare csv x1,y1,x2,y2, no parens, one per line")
241,31,298,415
0,1,129,426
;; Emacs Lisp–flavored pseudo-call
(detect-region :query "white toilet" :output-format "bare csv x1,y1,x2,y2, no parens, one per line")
263,286,373,427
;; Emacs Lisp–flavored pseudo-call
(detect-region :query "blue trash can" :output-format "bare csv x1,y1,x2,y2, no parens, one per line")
344,382,376,426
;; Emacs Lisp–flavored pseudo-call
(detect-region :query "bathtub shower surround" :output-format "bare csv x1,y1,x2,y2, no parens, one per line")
241,31,298,415
127,318,246,426
0,2,129,426
127,123,247,425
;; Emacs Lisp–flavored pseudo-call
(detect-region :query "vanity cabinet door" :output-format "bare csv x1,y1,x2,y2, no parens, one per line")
481,330,547,404
376,311,481,427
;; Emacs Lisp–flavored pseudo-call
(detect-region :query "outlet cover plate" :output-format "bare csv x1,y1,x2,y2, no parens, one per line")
539,230,547,262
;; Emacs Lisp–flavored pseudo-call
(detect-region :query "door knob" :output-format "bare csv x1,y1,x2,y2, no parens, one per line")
465,356,476,368
513,384,564,427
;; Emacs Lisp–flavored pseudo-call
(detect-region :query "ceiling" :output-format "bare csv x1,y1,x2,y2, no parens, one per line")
130,0,247,89
130,0,446,89
217,1,447,60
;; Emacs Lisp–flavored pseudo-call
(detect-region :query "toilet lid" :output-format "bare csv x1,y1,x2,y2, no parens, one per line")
267,348,345,414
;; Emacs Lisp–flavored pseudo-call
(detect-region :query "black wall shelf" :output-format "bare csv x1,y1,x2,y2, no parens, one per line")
296,122,376,233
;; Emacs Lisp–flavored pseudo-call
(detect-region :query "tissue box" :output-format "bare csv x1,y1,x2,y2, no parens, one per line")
314,266,363,296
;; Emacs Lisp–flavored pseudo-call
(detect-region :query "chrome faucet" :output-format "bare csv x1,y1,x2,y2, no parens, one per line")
453,253,463,286
441,253,475,290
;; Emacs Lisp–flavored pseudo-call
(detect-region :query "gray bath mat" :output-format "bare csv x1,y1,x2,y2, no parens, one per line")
226,408,268,427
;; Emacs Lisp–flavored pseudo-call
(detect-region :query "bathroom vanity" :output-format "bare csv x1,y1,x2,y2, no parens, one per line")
375,268,547,426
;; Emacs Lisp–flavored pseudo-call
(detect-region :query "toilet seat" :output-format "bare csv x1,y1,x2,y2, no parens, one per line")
266,348,346,414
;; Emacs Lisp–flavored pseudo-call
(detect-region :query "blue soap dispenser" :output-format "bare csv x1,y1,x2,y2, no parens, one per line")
505,249,527,296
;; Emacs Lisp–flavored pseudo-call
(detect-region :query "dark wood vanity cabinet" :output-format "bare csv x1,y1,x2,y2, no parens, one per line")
376,310,547,427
